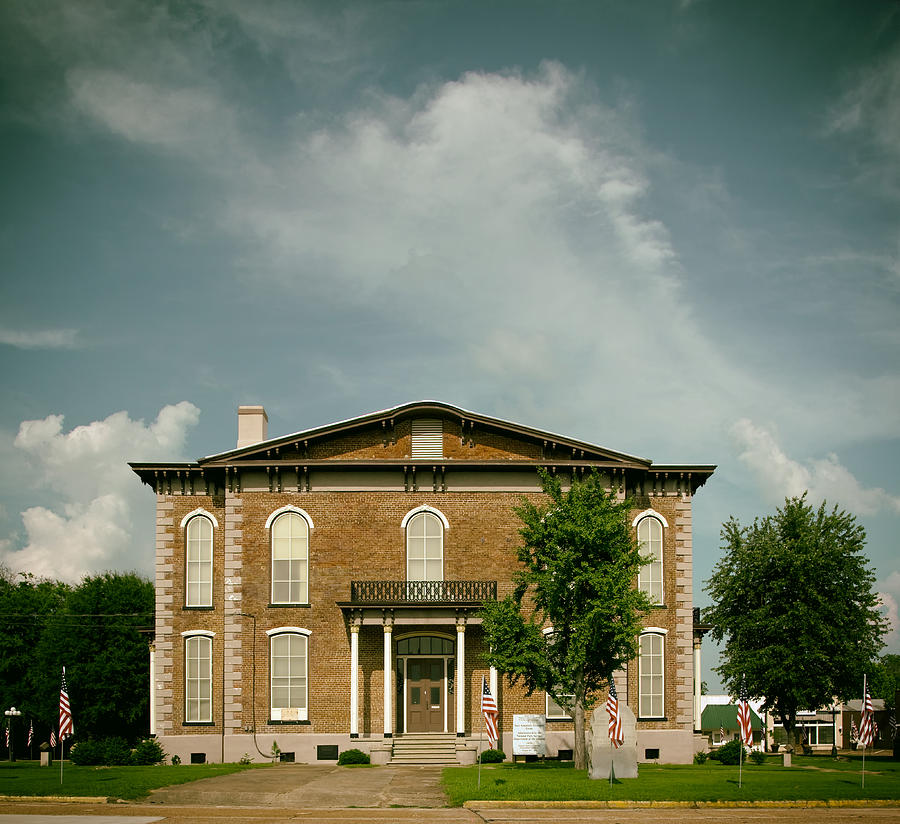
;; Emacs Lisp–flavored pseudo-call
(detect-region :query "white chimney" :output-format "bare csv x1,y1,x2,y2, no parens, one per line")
237,405,268,448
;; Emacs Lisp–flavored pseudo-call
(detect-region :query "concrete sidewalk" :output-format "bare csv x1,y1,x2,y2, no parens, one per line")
145,764,448,809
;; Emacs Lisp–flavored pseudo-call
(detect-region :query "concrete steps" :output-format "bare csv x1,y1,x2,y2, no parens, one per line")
390,732,459,765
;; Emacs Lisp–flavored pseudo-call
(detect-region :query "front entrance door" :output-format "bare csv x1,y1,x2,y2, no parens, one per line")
406,658,444,732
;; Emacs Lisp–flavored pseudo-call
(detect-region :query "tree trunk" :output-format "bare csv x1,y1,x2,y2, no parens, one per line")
574,670,586,770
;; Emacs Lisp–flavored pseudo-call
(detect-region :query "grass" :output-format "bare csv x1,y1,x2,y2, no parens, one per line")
442,755,900,806
0,760,263,801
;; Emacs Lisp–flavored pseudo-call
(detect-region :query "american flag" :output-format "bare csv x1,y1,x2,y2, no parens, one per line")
481,677,498,749
851,718,859,743
59,667,74,739
606,678,624,748
737,675,753,747
4,723,8,748
50,729,57,749
858,684,875,748
27,721,33,748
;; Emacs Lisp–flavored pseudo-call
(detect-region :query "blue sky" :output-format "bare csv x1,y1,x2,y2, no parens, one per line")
1,0,898,690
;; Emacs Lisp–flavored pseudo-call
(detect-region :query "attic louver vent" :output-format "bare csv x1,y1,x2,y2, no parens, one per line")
411,419,443,458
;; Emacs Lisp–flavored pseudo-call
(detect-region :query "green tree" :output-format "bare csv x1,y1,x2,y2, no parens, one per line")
35,572,154,741
704,494,887,746
0,567,70,746
481,470,653,770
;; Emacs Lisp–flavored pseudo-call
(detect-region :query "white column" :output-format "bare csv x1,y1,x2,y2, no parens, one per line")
456,622,466,737
489,665,498,702
149,642,156,737
693,635,702,733
383,624,393,737
350,625,359,738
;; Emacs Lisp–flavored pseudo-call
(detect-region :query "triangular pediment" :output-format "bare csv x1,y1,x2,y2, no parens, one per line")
199,400,650,468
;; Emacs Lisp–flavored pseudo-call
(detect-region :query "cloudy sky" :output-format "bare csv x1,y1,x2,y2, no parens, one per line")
1,0,898,689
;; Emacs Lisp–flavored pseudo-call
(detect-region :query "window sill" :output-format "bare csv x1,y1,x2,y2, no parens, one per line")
183,605,214,611
268,719,311,725
637,716,668,722
268,603,311,608
182,721,215,726
546,717,574,723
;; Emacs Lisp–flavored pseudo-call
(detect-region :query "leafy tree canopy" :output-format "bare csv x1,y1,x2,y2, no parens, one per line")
481,469,653,769
704,494,887,740
0,568,153,744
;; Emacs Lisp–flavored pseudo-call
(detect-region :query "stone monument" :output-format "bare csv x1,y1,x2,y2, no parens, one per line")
589,702,638,779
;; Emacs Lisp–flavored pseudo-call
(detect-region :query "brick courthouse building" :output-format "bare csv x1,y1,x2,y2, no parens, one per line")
131,401,714,765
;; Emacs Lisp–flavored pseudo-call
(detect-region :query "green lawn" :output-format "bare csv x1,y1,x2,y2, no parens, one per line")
0,760,263,801
442,756,900,806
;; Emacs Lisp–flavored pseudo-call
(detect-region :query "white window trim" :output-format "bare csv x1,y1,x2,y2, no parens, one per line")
632,509,669,528
266,626,312,637
183,631,213,724
268,629,310,721
180,507,219,529
265,505,314,530
184,514,214,608
405,509,445,582
636,514,665,605
400,505,450,530
269,510,310,605
638,631,665,719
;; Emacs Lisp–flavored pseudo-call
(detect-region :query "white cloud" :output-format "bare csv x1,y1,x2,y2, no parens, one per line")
731,418,900,516
0,327,78,349
1,402,200,582
877,570,900,653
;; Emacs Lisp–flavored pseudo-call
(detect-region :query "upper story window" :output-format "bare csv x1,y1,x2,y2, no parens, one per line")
403,506,447,582
411,418,443,458
634,510,666,605
639,630,666,718
182,509,217,608
268,627,310,721
267,507,313,605
183,630,213,723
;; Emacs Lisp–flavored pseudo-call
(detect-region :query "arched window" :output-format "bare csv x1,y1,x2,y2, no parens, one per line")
405,510,444,582
268,628,310,721
270,510,310,604
183,631,213,723
185,515,213,607
635,514,664,604
639,631,665,718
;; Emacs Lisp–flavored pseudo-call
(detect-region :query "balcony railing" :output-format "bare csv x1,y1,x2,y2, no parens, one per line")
349,580,497,605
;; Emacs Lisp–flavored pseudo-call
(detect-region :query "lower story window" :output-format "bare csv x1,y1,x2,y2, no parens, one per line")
639,633,664,718
184,633,212,723
269,629,309,721
546,690,574,719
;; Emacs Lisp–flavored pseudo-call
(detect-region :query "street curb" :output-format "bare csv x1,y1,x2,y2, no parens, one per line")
464,799,900,810
0,794,110,803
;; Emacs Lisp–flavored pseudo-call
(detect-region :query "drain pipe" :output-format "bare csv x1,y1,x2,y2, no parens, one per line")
241,613,271,761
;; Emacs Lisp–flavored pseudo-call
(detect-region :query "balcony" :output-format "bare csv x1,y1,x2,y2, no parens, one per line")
349,580,497,605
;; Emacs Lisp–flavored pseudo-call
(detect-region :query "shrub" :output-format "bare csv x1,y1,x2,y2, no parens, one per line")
69,739,104,766
714,738,745,766
337,748,370,765
749,750,766,765
239,752,253,765
170,754,181,766
131,738,166,766
479,748,505,764
693,751,708,764
104,737,133,766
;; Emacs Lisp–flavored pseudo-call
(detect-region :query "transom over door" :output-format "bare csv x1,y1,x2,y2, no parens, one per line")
406,658,444,732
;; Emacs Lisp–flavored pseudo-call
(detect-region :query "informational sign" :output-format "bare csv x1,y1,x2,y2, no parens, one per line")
512,714,547,756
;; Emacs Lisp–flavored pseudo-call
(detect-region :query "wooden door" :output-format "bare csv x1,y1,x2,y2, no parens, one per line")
406,658,444,732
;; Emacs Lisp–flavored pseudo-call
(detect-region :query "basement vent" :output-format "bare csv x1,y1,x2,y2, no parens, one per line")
411,419,443,458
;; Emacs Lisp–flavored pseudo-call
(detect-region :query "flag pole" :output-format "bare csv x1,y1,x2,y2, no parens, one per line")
477,727,483,789
861,674,866,789
739,730,743,788
59,736,63,784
